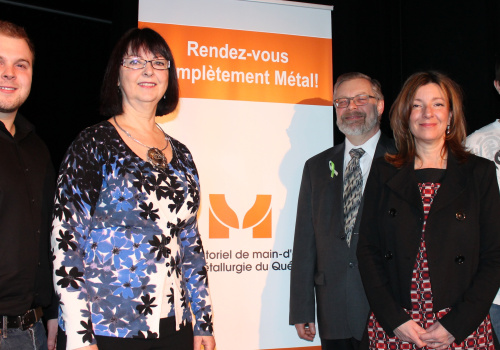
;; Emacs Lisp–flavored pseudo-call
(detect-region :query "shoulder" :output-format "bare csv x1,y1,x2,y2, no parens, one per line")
169,134,192,156
378,133,397,154
76,120,114,141
302,145,340,176
306,145,339,165
69,121,118,152
371,156,399,176
15,114,50,154
169,135,198,170
61,121,117,166
467,121,500,142
462,153,496,173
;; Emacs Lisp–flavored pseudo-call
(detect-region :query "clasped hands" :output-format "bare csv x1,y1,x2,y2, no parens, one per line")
394,320,455,349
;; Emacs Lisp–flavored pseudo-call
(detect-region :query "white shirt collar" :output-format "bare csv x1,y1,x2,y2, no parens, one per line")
343,129,381,169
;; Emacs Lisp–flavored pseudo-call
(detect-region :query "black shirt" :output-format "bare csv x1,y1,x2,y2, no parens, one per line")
0,114,57,318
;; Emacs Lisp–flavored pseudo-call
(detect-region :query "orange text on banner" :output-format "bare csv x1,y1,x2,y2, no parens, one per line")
140,22,333,106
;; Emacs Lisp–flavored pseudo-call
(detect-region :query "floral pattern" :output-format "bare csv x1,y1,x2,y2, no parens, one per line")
51,121,213,349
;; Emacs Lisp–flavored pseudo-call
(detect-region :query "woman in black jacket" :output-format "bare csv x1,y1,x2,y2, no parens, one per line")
357,71,500,350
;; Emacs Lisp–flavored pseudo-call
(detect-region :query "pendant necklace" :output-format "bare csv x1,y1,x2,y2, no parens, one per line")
113,116,170,169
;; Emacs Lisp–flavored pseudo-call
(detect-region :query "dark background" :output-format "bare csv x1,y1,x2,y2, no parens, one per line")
1,0,499,167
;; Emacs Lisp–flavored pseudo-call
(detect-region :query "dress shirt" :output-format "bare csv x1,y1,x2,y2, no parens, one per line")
343,129,381,193
0,114,57,319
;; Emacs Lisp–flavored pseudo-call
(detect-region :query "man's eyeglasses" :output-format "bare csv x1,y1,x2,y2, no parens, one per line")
334,94,377,108
121,57,170,70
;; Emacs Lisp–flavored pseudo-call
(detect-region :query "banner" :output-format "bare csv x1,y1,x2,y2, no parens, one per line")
139,1,333,349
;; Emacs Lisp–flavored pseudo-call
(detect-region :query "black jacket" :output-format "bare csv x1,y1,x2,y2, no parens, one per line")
290,134,395,340
357,152,500,344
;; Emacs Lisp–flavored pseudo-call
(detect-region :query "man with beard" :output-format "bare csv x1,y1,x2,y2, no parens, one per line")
0,21,57,349
290,72,395,350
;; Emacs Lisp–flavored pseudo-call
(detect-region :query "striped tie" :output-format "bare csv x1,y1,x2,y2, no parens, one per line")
343,148,365,247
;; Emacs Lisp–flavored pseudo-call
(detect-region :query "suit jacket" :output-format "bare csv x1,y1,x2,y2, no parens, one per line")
289,133,395,340
357,152,500,344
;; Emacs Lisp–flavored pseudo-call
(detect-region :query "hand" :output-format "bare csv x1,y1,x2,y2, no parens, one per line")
295,322,316,341
73,345,98,350
46,319,58,350
394,320,427,348
420,321,455,349
194,335,215,350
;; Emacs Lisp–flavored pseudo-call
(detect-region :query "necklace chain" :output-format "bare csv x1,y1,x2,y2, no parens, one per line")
113,116,169,151
113,116,171,170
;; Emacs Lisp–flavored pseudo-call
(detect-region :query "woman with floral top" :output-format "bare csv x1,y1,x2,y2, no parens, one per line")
51,27,215,350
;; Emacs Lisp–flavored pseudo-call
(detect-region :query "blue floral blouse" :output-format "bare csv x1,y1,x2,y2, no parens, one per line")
51,121,213,349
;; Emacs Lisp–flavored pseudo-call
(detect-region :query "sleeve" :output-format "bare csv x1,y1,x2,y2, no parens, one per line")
41,155,58,321
289,161,317,325
178,150,214,337
356,162,411,336
51,131,103,349
439,160,500,343
180,217,214,336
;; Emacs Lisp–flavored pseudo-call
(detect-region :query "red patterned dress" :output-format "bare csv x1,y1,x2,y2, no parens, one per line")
366,179,495,350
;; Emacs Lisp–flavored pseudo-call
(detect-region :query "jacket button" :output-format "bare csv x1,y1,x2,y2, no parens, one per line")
340,235,346,240
388,208,397,217
456,212,466,221
349,262,354,268
455,255,465,264
384,251,393,260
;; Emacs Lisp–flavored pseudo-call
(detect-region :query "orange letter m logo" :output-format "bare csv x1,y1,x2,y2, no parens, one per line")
208,194,272,239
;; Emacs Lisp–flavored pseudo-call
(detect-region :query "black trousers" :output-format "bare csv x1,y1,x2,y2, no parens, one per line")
321,337,360,350
57,317,193,350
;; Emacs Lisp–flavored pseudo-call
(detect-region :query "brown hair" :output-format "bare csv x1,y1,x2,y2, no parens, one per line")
0,21,35,61
386,71,469,167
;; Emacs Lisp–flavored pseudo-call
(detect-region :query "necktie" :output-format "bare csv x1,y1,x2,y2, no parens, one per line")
343,148,365,247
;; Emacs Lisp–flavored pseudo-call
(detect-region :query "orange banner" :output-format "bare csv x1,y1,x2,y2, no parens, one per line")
139,22,333,106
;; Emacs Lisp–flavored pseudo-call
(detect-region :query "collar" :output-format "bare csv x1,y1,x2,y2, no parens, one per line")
343,129,381,165
386,148,467,213
0,113,34,141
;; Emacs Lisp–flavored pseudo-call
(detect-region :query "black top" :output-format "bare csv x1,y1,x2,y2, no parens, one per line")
0,114,57,318
415,168,446,183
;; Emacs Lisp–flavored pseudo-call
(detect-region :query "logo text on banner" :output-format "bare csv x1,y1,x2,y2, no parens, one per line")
139,22,332,106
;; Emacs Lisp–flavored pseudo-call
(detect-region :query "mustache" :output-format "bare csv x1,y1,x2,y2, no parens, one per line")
341,111,366,120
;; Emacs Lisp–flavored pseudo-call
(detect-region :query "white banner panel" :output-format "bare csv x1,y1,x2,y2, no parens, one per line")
139,1,332,349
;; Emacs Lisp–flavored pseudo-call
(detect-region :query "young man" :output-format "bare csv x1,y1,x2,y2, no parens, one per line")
290,73,395,350
0,21,57,349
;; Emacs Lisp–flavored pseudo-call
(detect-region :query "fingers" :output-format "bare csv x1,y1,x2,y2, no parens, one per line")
394,320,427,348
295,322,316,341
202,336,216,350
420,322,454,349
193,336,202,350
194,335,216,350
46,319,58,350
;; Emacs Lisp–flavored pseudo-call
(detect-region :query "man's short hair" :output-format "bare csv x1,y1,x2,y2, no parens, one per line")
334,72,384,100
0,21,35,60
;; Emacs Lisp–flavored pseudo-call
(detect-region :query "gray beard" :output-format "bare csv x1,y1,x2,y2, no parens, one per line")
337,106,379,136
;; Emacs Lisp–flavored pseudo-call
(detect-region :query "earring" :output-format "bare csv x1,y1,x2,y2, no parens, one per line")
446,124,450,135
163,94,166,100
